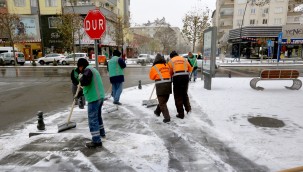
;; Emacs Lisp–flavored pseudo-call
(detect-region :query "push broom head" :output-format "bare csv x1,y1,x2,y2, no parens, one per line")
57,122,76,132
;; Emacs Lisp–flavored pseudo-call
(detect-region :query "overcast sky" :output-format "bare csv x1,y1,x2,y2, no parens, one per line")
130,0,216,28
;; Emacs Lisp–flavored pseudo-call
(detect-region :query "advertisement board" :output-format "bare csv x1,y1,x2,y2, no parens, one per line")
202,27,217,90
16,16,40,40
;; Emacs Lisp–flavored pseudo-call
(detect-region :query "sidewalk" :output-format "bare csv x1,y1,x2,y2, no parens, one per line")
0,78,302,171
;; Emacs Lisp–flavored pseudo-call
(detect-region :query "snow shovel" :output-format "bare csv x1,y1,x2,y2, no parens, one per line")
104,85,112,101
57,83,81,132
142,85,158,107
102,103,118,113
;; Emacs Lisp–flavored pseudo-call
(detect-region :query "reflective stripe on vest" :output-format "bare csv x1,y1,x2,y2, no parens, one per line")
169,58,189,77
153,65,171,84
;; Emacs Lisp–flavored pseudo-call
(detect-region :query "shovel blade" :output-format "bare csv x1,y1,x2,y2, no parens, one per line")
102,105,118,113
57,122,76,133
146,99,158,108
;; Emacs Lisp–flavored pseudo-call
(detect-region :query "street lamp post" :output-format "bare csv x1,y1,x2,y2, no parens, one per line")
238,0,250,62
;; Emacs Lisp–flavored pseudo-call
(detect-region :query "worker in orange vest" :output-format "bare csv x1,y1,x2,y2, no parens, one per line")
167,51,193,119
149,54,172,123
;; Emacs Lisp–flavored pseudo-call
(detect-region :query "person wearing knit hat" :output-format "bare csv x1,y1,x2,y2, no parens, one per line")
167,51,193,119
107,49,126,105
149,53,172,123
77,58,106,148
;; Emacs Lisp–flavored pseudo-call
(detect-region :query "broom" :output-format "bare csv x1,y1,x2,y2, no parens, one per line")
57,83,81,132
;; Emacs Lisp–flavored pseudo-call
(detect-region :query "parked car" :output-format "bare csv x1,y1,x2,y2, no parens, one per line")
37,53,65,65
60,53,89,65
0,52,25,65
137,54,153,64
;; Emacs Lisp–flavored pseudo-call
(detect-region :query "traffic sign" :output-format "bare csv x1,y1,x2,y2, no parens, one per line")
84,9,106,40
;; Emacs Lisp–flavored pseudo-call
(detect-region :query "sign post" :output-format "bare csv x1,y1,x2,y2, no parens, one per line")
83,9,106,69
202,27,217,90
277,32,283,62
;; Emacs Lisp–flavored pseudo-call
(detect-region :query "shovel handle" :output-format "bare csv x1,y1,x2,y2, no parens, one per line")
67,83,81,123
149,84,156,100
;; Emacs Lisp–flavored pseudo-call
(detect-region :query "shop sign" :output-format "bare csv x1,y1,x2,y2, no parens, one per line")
282,25,303,39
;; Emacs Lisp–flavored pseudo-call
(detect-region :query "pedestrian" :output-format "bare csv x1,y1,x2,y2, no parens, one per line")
167,51,193,119
149,53,172,123
77,58,106,148
187,52,198,82
70,67,85,109
107,50,126,105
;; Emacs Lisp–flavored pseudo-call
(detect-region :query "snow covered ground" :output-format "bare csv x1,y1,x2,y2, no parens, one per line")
0,77,302,171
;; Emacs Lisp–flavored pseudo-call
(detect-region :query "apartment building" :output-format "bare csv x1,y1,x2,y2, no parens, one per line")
129,18,191,55
215,0,303,59
0,0,130,59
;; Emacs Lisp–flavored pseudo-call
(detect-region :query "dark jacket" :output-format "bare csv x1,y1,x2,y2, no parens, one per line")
71,68,80,86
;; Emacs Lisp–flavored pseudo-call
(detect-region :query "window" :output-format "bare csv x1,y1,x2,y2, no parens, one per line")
48,17,60,28
262,19,268,24
14,0,25,7
250,19,255,25
238,9,244,15
263,8,269,14
275,7,283,13
30,0,37,7
238,0,247,4
46,0,57,7
237,19,243,26
274,18,282,25
251,8,256,14
294,17,300,22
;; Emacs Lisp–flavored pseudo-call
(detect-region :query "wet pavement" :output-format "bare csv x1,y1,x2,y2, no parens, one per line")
0,93,269,172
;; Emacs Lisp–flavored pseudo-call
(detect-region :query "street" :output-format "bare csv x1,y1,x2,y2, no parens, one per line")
1,63,302,132
0,66,154,132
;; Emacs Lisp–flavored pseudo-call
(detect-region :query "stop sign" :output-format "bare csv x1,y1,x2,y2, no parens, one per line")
84,9,106,39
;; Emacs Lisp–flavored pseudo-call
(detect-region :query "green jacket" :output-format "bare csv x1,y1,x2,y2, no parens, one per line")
188,56,198,68
82,66,105,103
108,56,124,77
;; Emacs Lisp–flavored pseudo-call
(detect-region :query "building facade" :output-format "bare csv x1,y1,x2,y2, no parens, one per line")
0,0,130,59
215,0,303,59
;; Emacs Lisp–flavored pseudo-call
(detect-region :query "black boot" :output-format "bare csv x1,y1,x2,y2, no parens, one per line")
154,110,160,117
163,118,170,123
176,114,184,119
86,141,102,148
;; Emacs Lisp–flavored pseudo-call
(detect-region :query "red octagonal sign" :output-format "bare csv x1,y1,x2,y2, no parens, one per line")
84,9,106,40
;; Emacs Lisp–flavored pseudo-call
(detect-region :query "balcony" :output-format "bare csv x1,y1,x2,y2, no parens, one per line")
63,5,116,20
287,16,303,24
219,0,234,7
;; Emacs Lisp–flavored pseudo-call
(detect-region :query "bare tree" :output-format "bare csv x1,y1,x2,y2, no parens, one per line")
0,13,28,65
55,13,83,54
154,26,177,55
182,7,210,52
111,15,131,53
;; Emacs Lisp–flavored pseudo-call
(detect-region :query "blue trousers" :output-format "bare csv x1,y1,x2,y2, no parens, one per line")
112,82,123,103
87,98,105,143
190,69,198,81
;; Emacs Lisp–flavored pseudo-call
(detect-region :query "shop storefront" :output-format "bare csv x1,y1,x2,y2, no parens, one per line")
281,25,303,59
229,26,282,59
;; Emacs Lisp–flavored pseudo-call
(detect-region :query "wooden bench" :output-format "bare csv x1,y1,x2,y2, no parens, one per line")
250,69,302,91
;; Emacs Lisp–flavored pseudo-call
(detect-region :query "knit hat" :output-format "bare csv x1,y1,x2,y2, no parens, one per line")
77,58,89,68
170,51,178,58
113,50,121,57
152,53,166,66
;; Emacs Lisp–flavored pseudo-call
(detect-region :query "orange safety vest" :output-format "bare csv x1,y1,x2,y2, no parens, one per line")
149,64,171,84
168,56,192,77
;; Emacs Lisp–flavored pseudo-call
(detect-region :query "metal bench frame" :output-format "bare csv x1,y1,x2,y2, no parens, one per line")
250,69,302,91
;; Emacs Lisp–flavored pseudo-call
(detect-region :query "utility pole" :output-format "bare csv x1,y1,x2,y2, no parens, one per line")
238,0,249,62
37,0,44,56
